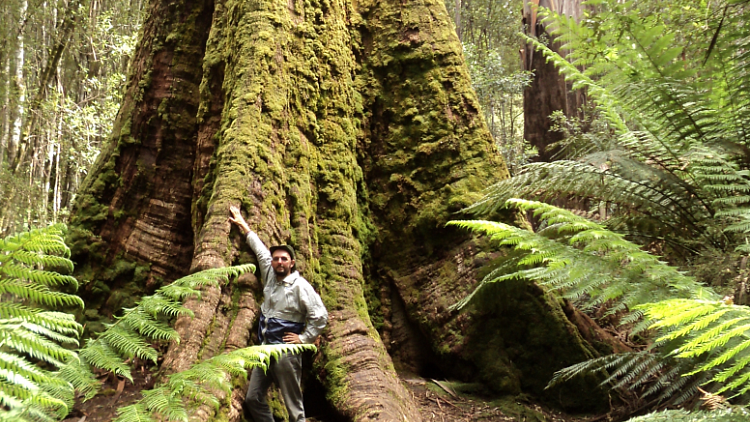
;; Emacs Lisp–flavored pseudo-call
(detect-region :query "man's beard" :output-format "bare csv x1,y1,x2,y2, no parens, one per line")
274,267,290,277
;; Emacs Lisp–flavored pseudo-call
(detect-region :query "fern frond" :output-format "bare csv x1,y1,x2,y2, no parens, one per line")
0,224,84,421
112,344,314,422
467,160,712,240
450,200,714,314
98,324,159,363
0,322,78,366
56,359,100,401
625,408,750,422
79,263,256,383
638,299,750,396
79,339,134,380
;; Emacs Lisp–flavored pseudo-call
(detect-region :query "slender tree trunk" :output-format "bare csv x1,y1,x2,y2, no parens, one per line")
8,0,27,169
13,0,83,172
0,54,9,166
455,0,462,41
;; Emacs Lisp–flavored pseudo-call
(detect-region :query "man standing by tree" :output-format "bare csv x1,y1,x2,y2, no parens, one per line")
229,205,328,422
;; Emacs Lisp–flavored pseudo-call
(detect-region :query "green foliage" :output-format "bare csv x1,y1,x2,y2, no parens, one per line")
462,42,533,172
453,1,750,417
625,408,750,422
640,299,750,397
548,349,706,407
0,0,144,236
0,224,83,422
443,0,529,171
112,344,315,422
79,264,255,382
0,224,268,421
449,199,714,315
471,1,750,261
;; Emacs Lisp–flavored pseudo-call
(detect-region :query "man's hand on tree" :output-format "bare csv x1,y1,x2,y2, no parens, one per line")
229,205,251,235
283,332,302,344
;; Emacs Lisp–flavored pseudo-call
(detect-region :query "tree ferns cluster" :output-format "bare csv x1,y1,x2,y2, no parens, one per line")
447,0,750,420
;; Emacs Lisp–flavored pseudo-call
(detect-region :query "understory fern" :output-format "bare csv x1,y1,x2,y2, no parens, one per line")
639,299,750,397
449,199,715,317
113,344,314,422
625,409,750,422
0,224,83,422
453,2,750,418
0,224,292,422
449,200,750,412
78,263,256,383
479,1,750,262
547,348,708,407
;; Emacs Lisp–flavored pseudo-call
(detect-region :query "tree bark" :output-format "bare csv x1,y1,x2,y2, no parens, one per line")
0,54,9,166
522,0,586,162
68,0,608,419
8,0,27,169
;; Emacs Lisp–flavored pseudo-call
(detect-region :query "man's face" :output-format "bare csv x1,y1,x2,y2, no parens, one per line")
271,250,294,278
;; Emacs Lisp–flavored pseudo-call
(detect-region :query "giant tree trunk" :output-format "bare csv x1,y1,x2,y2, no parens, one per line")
68,0,607,419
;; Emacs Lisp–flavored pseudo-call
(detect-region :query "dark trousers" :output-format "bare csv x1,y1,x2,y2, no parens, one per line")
244,352,305,422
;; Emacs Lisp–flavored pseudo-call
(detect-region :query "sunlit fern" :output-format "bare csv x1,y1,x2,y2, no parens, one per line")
112,344,315,422
0,224,83,422
449,199,715,317
624,408,750,422
634,299,750,398
0,224,263,422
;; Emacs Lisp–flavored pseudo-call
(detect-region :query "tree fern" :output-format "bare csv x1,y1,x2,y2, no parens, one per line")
0,224,83,422
0,224,262,421
112,344,315,422
491,1,750,262
453,1,750,418
449,199,714,314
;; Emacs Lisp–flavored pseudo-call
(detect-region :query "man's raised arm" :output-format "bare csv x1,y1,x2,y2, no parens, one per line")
229,205,274,286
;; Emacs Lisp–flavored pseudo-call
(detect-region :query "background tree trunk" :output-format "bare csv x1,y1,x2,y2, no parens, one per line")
68,0,608,419
8,0,27,168
522,0,586,162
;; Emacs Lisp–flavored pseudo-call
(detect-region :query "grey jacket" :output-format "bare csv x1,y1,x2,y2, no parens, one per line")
246,232,328,344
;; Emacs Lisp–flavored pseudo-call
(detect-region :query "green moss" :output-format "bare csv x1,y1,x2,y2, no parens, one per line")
466,279,608,412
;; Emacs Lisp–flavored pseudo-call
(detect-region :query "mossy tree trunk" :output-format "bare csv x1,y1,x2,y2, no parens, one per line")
68,0,607,419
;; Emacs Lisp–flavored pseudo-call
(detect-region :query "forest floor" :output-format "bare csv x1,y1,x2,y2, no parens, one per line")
63,367,603,422
397,377,597,422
